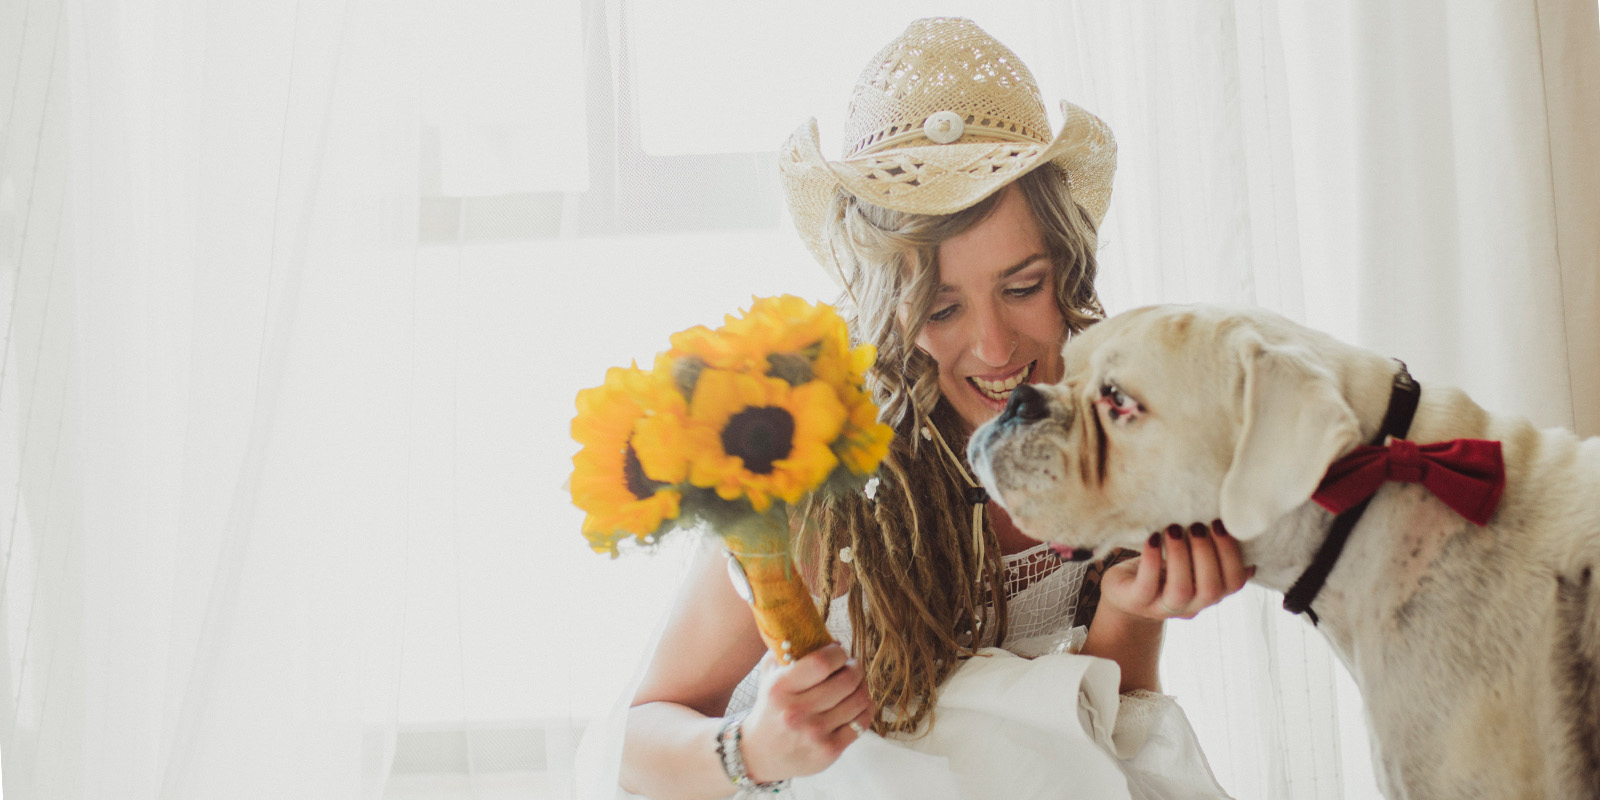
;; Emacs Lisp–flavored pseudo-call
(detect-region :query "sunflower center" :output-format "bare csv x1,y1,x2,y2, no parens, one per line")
722,406,795,475
622,442,661,500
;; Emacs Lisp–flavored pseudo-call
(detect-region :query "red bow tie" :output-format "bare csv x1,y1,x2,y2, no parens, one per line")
1311,438,1506,526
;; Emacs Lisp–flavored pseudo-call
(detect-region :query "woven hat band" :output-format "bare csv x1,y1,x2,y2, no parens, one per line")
849,114,1052,159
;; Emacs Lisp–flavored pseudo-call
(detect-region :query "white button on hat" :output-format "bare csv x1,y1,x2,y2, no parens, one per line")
923,111,965,144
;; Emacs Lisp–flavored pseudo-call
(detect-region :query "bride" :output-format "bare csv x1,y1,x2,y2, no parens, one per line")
584,18,1249,799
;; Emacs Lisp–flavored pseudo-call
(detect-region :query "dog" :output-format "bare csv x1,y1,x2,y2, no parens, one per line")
967,303,1600,799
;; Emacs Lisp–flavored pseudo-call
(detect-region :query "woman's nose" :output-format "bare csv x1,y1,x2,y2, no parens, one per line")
971,314,1017,365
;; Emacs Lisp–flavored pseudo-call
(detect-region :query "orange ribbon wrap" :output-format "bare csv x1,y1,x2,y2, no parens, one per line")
722,518,831,664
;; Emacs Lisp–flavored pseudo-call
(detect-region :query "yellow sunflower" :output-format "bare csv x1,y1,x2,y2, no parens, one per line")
662,324,745,373
717,296,889,477
569,366,688,555
835,384,895,475
727,295,855,387
674,368,847,512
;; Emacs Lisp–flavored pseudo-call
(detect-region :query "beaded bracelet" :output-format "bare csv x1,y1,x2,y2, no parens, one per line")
714,714,791,795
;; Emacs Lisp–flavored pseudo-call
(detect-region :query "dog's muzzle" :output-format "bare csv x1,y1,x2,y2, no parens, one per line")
998,383,1050,426
968,383,1052,502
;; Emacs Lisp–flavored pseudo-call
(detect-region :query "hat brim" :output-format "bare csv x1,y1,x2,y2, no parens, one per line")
779,101,1117,287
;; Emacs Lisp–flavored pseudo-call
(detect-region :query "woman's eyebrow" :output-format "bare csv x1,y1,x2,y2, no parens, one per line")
935,254,1050,293
998,254,1050,278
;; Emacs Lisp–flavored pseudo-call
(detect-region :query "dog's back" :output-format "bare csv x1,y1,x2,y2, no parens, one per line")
1359,398,1600,798
1515,428,1600,797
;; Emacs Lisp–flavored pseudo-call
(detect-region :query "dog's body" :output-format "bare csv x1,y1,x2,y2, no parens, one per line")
968,304,1600,799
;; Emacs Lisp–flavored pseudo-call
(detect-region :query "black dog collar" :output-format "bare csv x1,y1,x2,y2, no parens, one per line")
1281,361,1419,624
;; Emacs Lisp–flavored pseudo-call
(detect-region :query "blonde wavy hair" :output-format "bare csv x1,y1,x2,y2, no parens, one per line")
798,165,1106,734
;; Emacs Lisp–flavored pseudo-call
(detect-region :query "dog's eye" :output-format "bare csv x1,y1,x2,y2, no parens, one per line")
1099,382,1129,408
1098,382,1142,422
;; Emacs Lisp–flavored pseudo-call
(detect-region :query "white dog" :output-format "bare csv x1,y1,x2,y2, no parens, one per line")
967,304,1600,799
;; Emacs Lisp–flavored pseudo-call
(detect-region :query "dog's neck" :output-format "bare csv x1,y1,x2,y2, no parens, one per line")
1240,349,1406,594
1242,353,1494,614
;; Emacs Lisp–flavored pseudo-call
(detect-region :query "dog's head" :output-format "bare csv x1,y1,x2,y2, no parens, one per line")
968,304,1365,556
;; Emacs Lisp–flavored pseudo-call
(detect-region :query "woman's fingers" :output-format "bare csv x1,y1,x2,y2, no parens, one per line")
1212,520,1251,592
816,682,874,740
1125,534,1163,605
769,643,849,697
790,656,866,719
851,705,875,734
1144,520,1257,619
1160,524,1195,616
765,644,863,732
1102,522,1256,621
742,642,871,779
1186,522,1225,610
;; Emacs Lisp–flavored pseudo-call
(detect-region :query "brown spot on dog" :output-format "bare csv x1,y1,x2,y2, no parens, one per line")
1555,565,1600,792
1159,312,1195,349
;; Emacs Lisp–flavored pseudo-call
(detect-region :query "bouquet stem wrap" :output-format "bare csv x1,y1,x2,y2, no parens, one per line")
722,514,831,664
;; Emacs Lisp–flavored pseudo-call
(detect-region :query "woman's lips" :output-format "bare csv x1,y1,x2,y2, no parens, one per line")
966,361,1035,408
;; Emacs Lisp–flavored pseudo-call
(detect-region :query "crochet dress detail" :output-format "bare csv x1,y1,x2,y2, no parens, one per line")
726,542,1086,716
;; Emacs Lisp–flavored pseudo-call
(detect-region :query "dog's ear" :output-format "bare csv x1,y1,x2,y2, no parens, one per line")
1218,334,1360,539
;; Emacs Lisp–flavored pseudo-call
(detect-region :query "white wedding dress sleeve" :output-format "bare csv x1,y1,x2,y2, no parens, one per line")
575,544,1233,799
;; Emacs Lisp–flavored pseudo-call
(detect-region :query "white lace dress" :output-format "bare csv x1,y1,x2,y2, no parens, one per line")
575,543,1232,800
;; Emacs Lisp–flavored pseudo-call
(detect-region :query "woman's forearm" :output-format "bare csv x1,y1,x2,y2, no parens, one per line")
620,701,737,800
1081,604,1165,693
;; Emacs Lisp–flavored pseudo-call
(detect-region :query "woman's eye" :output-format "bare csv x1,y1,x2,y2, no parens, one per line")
929,304,958,322
1004,281,1044,299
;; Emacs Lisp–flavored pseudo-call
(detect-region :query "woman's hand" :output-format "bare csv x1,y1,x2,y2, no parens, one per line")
1100,520,1254,620
738,642,875,783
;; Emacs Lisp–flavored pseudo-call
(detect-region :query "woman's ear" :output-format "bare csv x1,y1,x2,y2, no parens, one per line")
1218,334,1360,539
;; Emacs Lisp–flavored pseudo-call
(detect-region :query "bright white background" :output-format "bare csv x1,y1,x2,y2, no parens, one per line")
1,1,1596,798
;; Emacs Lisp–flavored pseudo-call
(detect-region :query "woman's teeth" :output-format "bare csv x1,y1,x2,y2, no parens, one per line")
969,363,1033,402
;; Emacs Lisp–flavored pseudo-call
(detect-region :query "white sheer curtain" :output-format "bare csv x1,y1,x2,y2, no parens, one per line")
2,1,1595,798
6,0,419,796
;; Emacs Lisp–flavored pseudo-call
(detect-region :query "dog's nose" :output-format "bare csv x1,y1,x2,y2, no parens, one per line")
1000,384,1050,424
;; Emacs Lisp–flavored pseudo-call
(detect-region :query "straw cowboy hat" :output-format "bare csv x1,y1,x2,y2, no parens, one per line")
779,17,1117,287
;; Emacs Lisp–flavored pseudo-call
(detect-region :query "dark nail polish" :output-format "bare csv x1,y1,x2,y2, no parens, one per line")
1147,532,1161,548
1190,522,1208,538
1167,524,1184,540
1212,519,1230,537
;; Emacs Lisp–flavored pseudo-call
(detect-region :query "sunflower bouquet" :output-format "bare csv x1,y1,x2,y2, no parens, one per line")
570,295,893,663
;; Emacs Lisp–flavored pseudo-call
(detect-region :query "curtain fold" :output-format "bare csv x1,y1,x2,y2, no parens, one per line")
5,0,419,795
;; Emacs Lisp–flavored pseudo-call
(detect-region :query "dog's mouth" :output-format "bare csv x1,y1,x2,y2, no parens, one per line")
967,362,1035,404
1047,542,1095,562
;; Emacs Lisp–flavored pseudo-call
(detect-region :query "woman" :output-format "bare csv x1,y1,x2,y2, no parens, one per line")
616,18,1249,799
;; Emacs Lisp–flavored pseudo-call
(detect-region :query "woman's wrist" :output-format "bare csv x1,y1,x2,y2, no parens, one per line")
1082,601,1165,693
1084,599,1165,651
715,713,791,793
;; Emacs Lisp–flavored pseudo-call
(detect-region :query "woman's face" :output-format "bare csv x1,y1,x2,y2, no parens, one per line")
910,186,1067,433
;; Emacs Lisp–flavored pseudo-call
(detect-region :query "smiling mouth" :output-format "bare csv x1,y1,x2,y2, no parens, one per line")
967,362,1035,403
